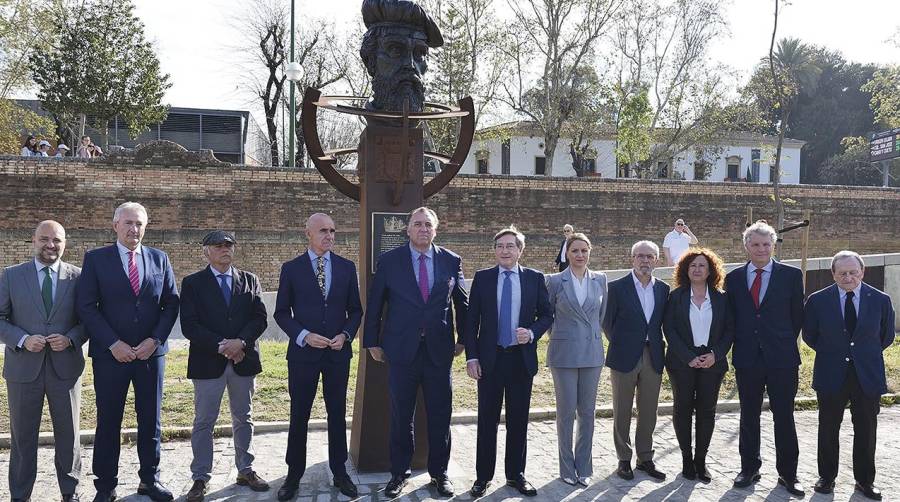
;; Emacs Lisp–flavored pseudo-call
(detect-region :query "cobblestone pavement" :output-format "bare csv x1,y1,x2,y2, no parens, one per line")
3,406,898,501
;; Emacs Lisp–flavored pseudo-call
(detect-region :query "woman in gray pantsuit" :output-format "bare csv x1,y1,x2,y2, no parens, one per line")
545,233,608,486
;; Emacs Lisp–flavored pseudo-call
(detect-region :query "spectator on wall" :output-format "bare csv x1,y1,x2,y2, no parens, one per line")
54,144,70,158
21,135,37,156
75,135,92,158
663,219,699,266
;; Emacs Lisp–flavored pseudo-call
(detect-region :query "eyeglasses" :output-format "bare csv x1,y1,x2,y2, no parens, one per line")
633,253,656,260
495,243,519,250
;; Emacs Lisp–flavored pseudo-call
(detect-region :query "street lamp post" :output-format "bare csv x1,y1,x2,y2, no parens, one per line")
285,0,303,168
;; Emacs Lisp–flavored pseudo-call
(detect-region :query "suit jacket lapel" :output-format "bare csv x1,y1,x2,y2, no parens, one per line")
623,274,648,327
561,271,590,324
297,255,324,305
230,267,245,311
401,244,425,306
517,267,530,327
47,263,73,320
852,283,873,339
428,246,445,303
759,262,780,308
22,262,46,318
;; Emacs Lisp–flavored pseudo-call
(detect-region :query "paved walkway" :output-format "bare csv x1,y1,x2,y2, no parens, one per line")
2,407,898,501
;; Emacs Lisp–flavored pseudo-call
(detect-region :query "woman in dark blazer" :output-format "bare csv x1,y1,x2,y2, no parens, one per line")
662,247,732,483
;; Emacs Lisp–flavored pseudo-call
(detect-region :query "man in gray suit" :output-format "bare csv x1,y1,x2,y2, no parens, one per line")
0,220,87,502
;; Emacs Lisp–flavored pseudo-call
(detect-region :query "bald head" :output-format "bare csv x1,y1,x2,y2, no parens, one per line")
33,220,66,265
306,213,336,256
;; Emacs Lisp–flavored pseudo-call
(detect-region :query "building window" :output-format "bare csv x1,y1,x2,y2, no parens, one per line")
501,139,510,175
657,161,669,178
770,164,777,182
618,162,631,178
535,156,546,175
751,149,760,182
726,155,742,180
582,158,596,175
477,158,489,174
693,161,710,181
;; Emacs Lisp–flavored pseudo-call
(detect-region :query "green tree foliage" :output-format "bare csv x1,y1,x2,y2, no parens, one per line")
0,99,55,154
0,0,60,98
615,85,652,174
819,136,895,186
32,0,170,148
863,66,900,129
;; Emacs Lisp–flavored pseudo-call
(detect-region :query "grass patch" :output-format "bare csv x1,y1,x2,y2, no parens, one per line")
2,337,898,432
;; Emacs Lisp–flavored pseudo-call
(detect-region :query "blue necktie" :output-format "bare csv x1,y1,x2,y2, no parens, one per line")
499,270,513,347
218,274,231,307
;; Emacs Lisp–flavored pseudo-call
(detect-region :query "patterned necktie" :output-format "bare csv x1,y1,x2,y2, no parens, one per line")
127,251,140,296
218,274,231,307
418,254,429,302
41,266,53,316
844,291,857,335
316,255,327,298
499,271,513,347
750,268,763,309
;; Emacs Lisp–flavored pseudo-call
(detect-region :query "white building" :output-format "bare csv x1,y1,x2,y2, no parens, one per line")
459,121,805,184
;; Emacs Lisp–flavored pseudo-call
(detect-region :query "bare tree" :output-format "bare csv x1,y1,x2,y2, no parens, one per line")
500,0,619,176
610,0,731,177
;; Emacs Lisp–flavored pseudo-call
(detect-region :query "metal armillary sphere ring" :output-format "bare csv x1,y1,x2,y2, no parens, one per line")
301,88,475,202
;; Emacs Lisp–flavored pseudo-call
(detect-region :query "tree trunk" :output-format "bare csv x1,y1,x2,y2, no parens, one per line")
266,114,279,167
544,135,559,176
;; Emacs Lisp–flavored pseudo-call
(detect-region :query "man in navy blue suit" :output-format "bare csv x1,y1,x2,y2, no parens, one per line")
274,213,362,501
725,220,805,496
464,226,553,498
603,240,670,482
363,207,469,499
76,202,179,502
803,251,895,501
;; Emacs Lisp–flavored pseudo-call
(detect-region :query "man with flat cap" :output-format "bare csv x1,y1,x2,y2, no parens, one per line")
180,231,269,502
360,0,444,115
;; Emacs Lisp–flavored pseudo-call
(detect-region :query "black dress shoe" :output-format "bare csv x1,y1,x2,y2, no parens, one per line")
430,475,455,497
777,476,805,497
333,475,358,498
91,490,116,502
681,459,697,480
637,460,666,480
695,463,711,484
384,475,408,498
137,482,174,502
506,476,537,497
813,477,835,494
733,470,761,488
186,479,208,502
237,470,270,492
616,460,634,480
470,479,490,497
276,481,299,501
855,482,882,501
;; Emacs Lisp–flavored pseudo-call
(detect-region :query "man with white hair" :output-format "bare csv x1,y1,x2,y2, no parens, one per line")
725,220,805,496
803,251,894,500
603,240,670,481
76,202,179,502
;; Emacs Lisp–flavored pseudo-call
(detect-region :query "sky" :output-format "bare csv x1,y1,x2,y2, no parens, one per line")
123,0,899,123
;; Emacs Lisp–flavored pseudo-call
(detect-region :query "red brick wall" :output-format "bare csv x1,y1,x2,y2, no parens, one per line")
2,157,898,290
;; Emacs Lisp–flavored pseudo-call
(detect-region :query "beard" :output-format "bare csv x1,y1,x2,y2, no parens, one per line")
371,72,426,114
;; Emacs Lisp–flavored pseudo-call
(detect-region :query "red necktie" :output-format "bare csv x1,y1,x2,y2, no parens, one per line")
750,268,763,309
128,251,141,296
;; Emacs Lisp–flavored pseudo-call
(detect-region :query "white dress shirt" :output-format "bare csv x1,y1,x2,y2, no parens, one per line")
116,241,145,285
688,287,713,347
569,268,588,307
19,259,61,347
296,250,334,347
632,271,656,342
838,284,861,319
745,259,773,303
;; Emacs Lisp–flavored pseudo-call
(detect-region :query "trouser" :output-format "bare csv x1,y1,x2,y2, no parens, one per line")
816,365,879,485
610,346,662,462
92,356,165,492
285,355,350,481
667,367,724,464
549,366,602,479
735,365,799,478
475,346,533,482
7,357,82,499
388,342,453,478
190,363,257,481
